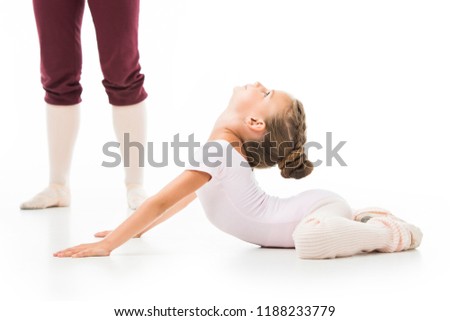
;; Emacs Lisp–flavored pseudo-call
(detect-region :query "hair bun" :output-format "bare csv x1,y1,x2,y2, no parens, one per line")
278,151,314,179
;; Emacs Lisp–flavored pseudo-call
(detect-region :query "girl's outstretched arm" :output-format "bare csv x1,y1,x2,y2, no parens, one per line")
94,192,197,238
53,170,211,258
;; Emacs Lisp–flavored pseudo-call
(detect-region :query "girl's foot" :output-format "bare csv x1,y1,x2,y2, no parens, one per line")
353,207,395,222
354,207,422,251
20,184,70,209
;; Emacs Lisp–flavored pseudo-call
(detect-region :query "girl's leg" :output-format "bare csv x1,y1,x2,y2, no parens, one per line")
292,197,422,259
22,0,84,209
88,0,148,209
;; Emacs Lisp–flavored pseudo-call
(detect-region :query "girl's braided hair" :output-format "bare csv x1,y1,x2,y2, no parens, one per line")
242,98,313,179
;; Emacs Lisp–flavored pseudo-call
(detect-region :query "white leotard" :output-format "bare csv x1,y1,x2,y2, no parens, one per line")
185,140,343,247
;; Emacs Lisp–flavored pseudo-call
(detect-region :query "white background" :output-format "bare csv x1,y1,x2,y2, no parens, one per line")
0,0,449,320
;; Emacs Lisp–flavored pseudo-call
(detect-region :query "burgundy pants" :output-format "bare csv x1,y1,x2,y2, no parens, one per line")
33,0,148,106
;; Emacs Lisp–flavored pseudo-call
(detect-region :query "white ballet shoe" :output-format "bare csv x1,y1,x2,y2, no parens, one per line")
354,207,422,251
353,207,395,222
20,184,70,210
127,184,147,210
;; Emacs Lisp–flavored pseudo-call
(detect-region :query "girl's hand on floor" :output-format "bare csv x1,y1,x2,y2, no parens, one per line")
94,230,142,238
53,241,112,258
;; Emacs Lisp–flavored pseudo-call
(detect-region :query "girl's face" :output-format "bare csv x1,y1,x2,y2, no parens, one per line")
229,82,292,120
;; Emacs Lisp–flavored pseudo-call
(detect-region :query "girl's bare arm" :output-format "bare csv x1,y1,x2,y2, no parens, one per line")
54,170,210,258
94,192,197,238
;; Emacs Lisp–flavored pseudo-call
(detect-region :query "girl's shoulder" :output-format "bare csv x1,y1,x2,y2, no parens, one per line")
205,136,247,162
191,139,250,175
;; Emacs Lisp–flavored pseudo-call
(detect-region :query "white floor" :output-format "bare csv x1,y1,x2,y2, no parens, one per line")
1,185,448,320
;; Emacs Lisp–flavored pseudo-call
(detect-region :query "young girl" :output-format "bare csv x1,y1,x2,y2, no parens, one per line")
54,82,422,259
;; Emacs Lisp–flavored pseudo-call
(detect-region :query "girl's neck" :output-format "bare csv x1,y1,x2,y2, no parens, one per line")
208,126,242,146
208,111,247,157
209,110,239,139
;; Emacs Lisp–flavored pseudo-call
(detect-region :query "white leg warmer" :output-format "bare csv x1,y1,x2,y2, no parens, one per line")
292,198,420,259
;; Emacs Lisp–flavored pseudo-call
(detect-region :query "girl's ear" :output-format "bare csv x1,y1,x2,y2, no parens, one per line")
245,117,266,133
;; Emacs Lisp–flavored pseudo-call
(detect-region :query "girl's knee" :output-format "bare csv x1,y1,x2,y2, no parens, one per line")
292,218,326,259
292,216,348,259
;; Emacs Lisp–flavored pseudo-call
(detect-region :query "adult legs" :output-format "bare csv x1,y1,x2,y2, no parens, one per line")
21,0,85,209
111,102,148,210
88,0,148,209
33,0,85,105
